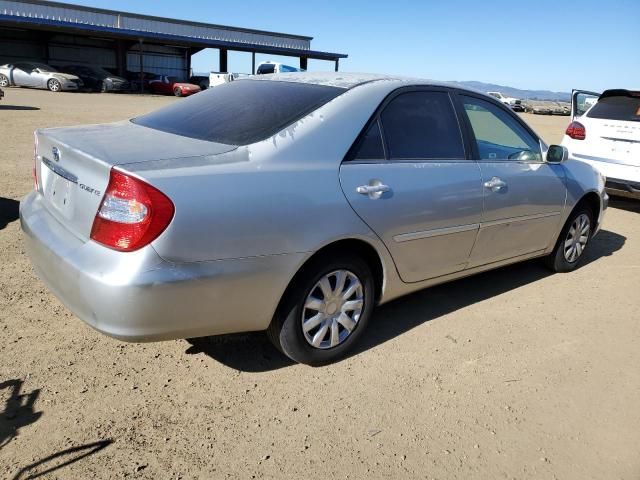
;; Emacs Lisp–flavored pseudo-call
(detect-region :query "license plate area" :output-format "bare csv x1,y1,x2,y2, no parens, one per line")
42,156,77,219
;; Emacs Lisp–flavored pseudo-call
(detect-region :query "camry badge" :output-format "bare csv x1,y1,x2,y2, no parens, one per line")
52,146,61,162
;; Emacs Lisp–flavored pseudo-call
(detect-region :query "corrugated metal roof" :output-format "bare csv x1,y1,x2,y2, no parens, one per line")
0,0,347,59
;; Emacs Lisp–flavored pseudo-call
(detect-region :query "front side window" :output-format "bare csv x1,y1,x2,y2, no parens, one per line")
133,79,345,145
462,95,541,161
380,91,465,160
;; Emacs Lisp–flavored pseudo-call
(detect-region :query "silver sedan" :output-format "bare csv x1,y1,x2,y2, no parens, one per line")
20,73,607,365
0,62,83,92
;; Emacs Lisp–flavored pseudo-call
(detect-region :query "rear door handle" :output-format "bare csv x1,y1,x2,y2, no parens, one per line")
356,182,390,199
483,177,507,192
356,184,390,195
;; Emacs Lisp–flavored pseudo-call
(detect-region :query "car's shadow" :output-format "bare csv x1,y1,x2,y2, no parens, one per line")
0,197,20,231
609,196,640,214
0,105,40,111
185,229,626,372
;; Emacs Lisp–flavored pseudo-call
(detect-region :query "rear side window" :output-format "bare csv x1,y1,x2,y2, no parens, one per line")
587,95,640,122
132,80,345,145
380,91,465,160
352,120,385,160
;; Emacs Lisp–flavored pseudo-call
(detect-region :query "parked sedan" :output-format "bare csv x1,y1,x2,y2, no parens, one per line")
60,65,129,92
0,62,83,92
21,73,607,365
148,75,201,97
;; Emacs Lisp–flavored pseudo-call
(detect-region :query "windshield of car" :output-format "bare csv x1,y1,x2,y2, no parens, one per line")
132,80,346,145
587,95,640,122
257,64,276,74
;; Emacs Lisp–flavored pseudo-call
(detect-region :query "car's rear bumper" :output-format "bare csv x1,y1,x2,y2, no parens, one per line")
20,191,304,342
605,178,640,199
570,153,640,199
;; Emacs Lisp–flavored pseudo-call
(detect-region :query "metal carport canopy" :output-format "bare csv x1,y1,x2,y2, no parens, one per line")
0,0,347,62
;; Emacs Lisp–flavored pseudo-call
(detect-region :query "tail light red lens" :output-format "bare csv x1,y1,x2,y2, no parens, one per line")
566,121,586,140
90,169,174,252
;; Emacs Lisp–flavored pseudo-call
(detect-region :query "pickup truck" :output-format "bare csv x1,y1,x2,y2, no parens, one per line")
487,91,523,111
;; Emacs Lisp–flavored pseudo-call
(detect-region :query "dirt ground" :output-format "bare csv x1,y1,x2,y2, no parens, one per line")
1,87,639,480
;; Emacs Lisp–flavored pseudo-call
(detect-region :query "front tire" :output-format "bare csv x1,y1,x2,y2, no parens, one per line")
544,207,594,272
0,74,9,87
47,78,61,92
173,87,183,97
268,255,375,365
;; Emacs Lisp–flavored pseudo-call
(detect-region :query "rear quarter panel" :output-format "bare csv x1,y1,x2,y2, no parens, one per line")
127,80,401,263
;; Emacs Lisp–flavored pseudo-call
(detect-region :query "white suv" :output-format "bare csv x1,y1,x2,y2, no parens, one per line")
562,89,640,199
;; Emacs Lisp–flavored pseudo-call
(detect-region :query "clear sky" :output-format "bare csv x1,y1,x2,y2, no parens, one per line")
68,0,638,92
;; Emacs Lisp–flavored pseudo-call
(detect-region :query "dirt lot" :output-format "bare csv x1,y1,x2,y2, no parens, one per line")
1,87,639,480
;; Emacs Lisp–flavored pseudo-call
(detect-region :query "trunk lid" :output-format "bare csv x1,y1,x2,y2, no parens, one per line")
581,118,640,166
35,121,236,241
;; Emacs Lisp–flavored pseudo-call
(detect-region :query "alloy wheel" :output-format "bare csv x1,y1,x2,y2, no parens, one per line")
564,213,591,263
48,79,60,92
301,269,364,349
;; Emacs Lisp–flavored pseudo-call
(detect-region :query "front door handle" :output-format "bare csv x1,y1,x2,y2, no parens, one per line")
483,176,507,192
356,181,390,200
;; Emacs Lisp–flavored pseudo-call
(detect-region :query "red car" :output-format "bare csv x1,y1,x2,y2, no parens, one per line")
148,75,201,97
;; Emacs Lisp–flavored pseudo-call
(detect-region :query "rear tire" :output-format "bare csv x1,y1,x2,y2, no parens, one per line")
0,74,9,87
47,78,61,92
544,207,594,272
267,254,375,365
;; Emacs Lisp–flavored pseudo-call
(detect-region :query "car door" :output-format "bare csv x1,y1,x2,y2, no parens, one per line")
12,63,37,87
148,76,164,94
571,89,600,120
455,93,567,267
340,88,483,283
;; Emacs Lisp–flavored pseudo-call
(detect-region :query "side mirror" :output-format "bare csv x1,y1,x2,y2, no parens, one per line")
546,145,568,164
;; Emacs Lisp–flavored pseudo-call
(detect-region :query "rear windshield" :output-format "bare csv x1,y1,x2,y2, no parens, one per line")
587,95,640,122
132,80,345,145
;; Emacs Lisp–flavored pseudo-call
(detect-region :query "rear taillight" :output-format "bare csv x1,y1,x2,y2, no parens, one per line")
566,121,586,140
33,132,39,191
90,169,174,252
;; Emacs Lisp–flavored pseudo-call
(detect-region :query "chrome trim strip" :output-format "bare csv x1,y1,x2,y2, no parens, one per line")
600,136,640,144
573,153,640,167
41,156,78,184
480,211,560,229
394,223,479,243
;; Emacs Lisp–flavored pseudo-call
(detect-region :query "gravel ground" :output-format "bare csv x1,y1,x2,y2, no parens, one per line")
1,87,639,479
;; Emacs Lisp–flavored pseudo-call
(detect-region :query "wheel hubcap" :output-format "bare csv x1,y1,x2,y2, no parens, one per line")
301,269,364,350
564,213,590,263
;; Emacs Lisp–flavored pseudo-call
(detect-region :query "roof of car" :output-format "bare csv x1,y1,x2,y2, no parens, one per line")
245,71,459,90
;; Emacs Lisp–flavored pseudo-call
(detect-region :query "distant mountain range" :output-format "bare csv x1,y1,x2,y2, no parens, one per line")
451,81,570,102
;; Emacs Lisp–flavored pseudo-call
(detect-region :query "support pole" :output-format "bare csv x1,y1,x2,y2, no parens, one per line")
334,58,339,72
251,51,256,75
299,56,308,71
185,48,191,80
138,39,144,94
116,40,126,77
219,48,228,73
